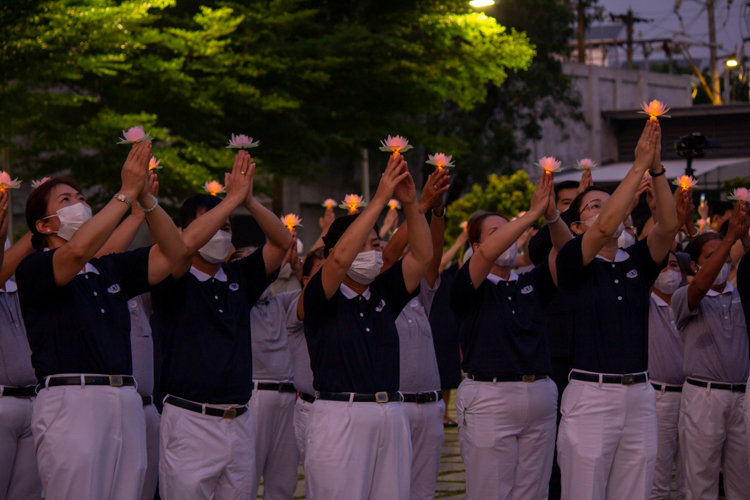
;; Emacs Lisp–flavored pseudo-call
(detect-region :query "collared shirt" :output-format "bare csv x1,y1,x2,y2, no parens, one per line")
428,263,463,390
396,276,441,393
556,237,664,374
648,292,684,385
129,293,154,397
303,259,416,394
736,250,750,351
152,245,278,405
285,290,315,395
250,291,296,382
672,282,750,383
0,280,36,387
451,259,556,379
17,247,152,382
270,263,301,297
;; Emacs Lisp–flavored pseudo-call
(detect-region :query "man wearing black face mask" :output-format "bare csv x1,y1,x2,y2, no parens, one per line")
150,151,292,500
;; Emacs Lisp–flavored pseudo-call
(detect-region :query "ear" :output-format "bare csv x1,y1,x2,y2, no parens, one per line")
35,218,52,235
570,221,582,236
690,261,699,274
471,242,480,253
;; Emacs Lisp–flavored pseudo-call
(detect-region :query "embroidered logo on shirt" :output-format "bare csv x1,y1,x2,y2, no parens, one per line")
229,283,239,291
521,285,534,294
626,270,638,279
107,284,121,294
375,300,386,312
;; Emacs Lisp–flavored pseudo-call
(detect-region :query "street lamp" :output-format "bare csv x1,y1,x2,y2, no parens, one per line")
469,0,495,7
726,58,739,68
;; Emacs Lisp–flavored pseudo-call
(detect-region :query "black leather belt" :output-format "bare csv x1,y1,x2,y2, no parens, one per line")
570,371,647,385
43,375,136,389
402,391,443,404
687,378,746,392
298,392,316,403
651,383,683,393
165,395,248,419
255,382,296,393
1,385,36,397
317,391,402,403
142,395,153,406
467,374,549,383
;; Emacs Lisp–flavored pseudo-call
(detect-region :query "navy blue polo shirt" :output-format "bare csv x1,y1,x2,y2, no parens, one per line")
16,247,152,382
736,250,750,351
151,245,277,405
450,259,556,379
303,259,417,394
556,237,664,374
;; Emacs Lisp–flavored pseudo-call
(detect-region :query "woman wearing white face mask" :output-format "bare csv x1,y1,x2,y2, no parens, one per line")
15,140,186,500
297,153,432,500
555,121,679,500
672,203,750,500
450,172,572,499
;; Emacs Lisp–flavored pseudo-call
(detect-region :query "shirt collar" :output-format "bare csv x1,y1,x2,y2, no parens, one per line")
706,282,734,297
77,263,100,276
190,266,227,282
340,282,371,300
595,249,630,263
0,280,18,293
486,271,519,285
651,292,669,307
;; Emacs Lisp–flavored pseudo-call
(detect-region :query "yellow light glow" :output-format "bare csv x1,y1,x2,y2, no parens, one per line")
470,0,495,7
726,58,739,68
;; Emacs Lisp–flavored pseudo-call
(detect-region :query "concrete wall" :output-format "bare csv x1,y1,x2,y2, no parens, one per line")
525,63,693,181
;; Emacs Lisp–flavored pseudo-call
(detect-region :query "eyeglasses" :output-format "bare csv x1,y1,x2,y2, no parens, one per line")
581,199,604,215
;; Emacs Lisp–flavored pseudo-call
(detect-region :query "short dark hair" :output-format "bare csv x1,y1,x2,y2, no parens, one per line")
718,219,730,238
467,212,507,246
554,181,579,199
302,247,326,278
687,232,723,263
25,176,83,251
179,194,222,229
322,214,359,258
568,185,612,225
711,201,734,218
229,246,259,262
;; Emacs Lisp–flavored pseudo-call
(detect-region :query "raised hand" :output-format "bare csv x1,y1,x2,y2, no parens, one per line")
419,168,451,211
224,151,253,206
373,154,410,204
393,168,417,206
675,189,691,229
727,201,748,242
634,121,658,171
121,141,151,200
529,170,552,218
380,208,398,237
319,206,335,233
545,172,558,220
577,168,593,194
0,191,9,242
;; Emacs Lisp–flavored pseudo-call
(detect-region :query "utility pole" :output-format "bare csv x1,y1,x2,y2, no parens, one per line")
707,0,722,104
610,9,651,69
578,0,587,63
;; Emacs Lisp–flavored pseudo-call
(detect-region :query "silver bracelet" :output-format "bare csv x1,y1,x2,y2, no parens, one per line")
137,194,159,213
543,210,560,224
432,207,446,218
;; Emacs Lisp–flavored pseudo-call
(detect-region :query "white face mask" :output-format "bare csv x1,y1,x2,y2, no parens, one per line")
199,230,232,264
618,230,636,249
43,202,93,241
494,242,518,267
654,269,681,295
346,250,383,285
584,214,624,239
713,263,732,286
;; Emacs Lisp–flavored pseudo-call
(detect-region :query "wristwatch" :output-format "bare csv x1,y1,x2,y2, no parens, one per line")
113,193,132,208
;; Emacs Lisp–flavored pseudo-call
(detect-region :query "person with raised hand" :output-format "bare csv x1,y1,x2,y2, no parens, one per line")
450,172,571,500
151,150,291,500
15,139,185,500
674,201,750,499
297,153,432,500
554,120,678,500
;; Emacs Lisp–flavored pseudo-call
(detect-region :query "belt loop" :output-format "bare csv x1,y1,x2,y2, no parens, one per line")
348,393,354,407
201,404,206,415
0,385,3,397
492,377,497,384
598,373,603,388
398,391,404,402
567,370,573,382
44,377,50,389
254,380,258,392
661,384,666,394
80,374,85,389
707,381,711,394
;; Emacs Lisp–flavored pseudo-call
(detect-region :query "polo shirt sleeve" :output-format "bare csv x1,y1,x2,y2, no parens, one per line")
230,244,281,304
285,294,304,337
373,259,418,318
302,270,337,329
418,275,440,318
528,260,557,310
555,236,587,291
671,285,698,332
449,258,482,315
108,247,152,299
16,250,60,304
628,238,665,286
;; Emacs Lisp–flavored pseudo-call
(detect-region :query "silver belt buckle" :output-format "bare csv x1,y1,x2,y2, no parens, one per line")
522,375,536,383
109,375,124,387
375,392,389,403
621,375,636,385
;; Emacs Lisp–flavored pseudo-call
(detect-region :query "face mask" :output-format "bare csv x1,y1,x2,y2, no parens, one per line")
618,231,636,249
584,214,624,239
199,230,232,264
346,250,383,285
43,203,93,241
494,242,518,267
713,263,732,286
654,269,681,295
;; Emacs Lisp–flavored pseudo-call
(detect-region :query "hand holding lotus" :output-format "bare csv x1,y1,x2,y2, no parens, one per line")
0,191,9,242
634,121,658,171
120,140,151,200
529,171,552,218
419,168,450,212
224,151,253,207
727,201,749,242
373,154,410,206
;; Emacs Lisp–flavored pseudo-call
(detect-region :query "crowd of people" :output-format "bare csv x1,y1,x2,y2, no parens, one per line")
1,119,750,500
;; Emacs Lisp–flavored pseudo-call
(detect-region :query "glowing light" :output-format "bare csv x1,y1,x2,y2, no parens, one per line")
470,0,495,7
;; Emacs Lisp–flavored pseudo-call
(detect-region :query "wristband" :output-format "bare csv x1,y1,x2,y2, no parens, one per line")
137,194,159,213
650,165,666,177
543,210,561,224
432,207,446,218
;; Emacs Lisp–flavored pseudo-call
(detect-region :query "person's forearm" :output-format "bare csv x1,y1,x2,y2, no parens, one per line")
0,233,33,284
688,236,734,306
594,165,647,236
548,217,573,252
425,214,444,287
64,199,132,264
183,197,240,255
330,196,388,269
403,202,431,265
477,212,536,263
650,175,678,236
143,204,185,262
382,220,409,271
441,237,463,270
95,212,146,258
246,197,292,251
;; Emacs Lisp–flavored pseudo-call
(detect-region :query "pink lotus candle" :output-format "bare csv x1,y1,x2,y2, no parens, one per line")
388,199,401,210
574,159,598,170
322,198,337,209
672,175,697,190
204,181,225,196
149,156,162,171
0,172,21,192
638,100,671,121
379,135,413,158
728,187,749,202
31,177,50,189
118,126,153,145
426,153,455,170
460,221,468,232
226,134,259,149
280,213,303,233
339,194,366,214
535,156,562,174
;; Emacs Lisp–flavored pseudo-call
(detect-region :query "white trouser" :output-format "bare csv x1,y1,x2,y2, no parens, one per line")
0,395,41,500
650,384,684,500
456,377,558,500
248,388,299,499
159,401,256,500
305,399,412,500
294,397,314,467
402,399,446,500
32,384,147,500
140,403,160,500
679,380,750,500
557,376,657,500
